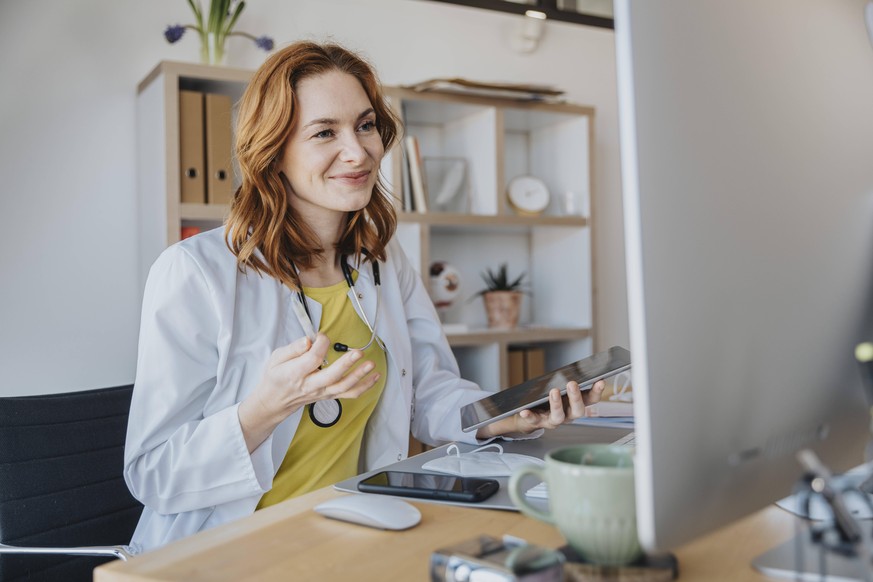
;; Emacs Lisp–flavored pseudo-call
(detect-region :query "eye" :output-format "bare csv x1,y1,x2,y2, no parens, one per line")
313,128,335,139
357,120,377,133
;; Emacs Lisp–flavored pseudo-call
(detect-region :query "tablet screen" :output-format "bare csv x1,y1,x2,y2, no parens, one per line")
460,346,631,432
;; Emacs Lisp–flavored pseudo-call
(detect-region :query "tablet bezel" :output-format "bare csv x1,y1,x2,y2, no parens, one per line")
460,346,632,433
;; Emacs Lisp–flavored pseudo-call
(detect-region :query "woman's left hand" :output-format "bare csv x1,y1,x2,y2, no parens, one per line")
476,380,605,439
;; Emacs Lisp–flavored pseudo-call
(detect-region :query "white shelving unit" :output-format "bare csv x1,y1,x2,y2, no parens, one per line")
136,61,251,291
137,62,596,392
385,88,596,390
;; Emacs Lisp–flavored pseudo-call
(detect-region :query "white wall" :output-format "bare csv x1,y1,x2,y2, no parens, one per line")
0,0,627,396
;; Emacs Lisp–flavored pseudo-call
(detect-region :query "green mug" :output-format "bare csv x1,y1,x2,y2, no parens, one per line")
508,444,642,566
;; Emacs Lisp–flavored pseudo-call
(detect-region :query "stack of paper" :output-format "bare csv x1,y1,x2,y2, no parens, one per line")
403,78,565,103
573,376,634,429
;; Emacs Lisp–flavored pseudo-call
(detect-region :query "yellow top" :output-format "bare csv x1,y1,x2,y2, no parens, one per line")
257,273,387,509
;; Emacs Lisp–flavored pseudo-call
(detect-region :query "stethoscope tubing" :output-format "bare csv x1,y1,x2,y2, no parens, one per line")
293,255,382,429
295,256,382,353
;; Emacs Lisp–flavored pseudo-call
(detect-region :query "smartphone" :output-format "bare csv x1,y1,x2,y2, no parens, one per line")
357,471,500,503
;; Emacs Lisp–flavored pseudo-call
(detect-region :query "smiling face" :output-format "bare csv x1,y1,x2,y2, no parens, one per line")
280,70,384,230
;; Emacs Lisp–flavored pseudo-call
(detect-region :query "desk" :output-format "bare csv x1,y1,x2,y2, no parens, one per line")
95,426,798,582
95,489,795,581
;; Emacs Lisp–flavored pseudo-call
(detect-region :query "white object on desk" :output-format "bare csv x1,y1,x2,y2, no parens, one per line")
314,494,421,530
524,432,637,500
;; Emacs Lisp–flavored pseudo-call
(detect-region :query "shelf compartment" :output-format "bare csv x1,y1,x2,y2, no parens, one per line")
501,106,593,219
399,97,498,216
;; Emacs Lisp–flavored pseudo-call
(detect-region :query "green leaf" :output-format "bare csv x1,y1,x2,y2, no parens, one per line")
187,0,204,30
223,0,245,35
476,263,527,292
208,0,231,33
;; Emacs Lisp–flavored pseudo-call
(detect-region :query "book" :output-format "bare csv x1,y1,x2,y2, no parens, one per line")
401,140,414,212
404,136,428,214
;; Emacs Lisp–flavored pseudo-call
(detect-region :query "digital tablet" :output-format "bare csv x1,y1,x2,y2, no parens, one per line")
460,346,632,433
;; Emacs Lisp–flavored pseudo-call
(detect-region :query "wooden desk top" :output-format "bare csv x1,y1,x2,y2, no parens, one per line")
95,486,797,582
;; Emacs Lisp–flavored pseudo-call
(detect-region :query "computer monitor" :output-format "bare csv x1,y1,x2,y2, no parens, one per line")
614,0,873,555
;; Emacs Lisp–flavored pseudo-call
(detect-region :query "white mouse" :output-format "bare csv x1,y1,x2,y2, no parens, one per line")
314,494,421,530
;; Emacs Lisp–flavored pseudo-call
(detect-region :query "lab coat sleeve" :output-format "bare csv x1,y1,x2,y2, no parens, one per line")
389,242,523,446
124,245,273,515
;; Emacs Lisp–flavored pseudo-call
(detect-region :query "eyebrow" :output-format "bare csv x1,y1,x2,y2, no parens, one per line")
301,108,376,131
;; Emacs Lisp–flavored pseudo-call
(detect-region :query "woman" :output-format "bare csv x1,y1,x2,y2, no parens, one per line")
124,41,603,553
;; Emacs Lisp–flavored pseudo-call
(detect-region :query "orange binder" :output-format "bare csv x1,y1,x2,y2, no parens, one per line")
178,90,205,204
524,347,546,379
508,348,525,387
204,93,233,205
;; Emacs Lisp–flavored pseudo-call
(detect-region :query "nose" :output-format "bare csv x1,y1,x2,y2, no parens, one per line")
338,132,369,163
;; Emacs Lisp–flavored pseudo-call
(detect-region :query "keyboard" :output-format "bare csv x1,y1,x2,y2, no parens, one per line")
524,432,636,499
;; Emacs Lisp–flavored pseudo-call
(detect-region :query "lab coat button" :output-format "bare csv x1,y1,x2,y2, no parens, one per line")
401,369,407,377
397,453,402,461
357,292,364,299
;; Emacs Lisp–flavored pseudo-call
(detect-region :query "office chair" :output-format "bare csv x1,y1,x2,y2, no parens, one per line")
0,384,143,581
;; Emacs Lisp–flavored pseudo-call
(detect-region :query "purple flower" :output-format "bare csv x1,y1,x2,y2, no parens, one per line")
255,36,274,51
164,25,186,44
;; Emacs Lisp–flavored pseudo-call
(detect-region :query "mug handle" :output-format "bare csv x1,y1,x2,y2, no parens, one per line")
508,465,553,524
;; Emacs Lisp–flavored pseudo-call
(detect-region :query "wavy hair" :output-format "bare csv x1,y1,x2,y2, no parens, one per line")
226,41,401,291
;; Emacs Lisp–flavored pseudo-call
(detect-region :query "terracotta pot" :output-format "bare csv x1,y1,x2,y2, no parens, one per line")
483,291,522,329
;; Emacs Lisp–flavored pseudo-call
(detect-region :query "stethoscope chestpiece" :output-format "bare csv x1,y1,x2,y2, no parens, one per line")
309,399,342,428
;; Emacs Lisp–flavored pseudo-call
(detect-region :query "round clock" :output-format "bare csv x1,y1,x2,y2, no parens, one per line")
507,175,550,216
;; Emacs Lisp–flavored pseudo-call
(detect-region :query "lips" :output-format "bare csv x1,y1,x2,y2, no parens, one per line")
332,170,371,185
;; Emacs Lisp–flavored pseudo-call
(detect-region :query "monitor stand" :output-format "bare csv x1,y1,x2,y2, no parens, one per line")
752,529,873,582
753,473,873,582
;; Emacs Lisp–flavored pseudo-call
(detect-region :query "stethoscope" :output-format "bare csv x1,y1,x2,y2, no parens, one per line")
292,255,383,428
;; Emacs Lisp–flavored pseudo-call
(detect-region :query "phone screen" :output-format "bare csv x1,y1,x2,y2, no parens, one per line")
357,471,499,503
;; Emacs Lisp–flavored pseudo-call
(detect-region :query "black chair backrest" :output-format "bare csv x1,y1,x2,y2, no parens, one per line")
0,385,143,581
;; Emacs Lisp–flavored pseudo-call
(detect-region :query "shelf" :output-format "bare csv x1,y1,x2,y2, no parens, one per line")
178,206,585,229
398,212,587,229
180,203,229,221
446,326,590,347
139,65,596,394
138,61,251,95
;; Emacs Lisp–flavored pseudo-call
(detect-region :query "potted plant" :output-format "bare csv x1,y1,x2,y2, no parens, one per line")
163,0,275,65
472,263,528,329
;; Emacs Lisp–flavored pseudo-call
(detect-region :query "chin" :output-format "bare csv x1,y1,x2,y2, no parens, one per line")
338,191,374,212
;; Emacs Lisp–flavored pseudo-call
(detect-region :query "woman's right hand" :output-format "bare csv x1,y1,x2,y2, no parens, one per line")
238,333,380,452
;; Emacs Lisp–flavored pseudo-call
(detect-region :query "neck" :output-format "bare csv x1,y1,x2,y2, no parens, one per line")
298,252,345,288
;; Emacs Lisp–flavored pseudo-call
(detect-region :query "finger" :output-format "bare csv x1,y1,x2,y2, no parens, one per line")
309,333,331,361
294,333,331,372
565,381,587,419
333,370,382,400
324,361,379,398
269,335,311,365
518,407,543,427
315,350,368,385
583,380,605,406
306,352,371,394
546,388,567,426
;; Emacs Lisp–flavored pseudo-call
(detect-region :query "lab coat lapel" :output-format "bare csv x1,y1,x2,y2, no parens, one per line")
269,291,322,470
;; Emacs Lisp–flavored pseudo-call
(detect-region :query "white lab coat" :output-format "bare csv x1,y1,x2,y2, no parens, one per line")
124,227,502,553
